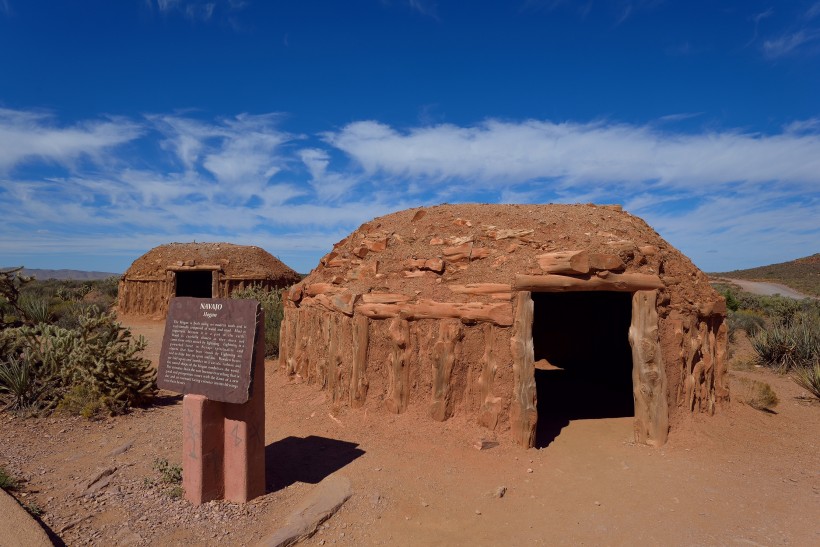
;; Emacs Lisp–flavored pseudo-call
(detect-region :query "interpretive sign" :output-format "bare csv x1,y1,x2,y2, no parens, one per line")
158,297,260,404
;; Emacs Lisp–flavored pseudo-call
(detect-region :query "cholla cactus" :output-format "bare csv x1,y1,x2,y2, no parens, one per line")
1,307,156,415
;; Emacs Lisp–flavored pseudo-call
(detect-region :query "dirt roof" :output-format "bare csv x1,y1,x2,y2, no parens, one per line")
303,203,720,314
124,242,300,283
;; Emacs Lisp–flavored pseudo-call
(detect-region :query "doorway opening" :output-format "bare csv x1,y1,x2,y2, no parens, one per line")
175,270,214,298
531,291,634,448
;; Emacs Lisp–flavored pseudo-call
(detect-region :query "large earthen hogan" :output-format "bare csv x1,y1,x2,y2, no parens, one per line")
280,204,729,448
118,242,300,317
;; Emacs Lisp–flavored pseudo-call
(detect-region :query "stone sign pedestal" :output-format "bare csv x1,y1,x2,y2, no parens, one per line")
158,297,266,505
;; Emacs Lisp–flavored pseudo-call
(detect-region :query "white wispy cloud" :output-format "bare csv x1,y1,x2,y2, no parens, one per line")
1,108,817,273
763,28,820,58
324,119,820,190
0,108,142,172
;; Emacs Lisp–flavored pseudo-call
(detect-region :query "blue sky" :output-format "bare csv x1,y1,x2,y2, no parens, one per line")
0,0,818,274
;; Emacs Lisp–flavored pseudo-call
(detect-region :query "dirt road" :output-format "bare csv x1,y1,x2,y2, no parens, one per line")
722,278,812,299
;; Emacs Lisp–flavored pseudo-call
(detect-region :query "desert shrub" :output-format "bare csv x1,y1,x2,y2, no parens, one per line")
792,363,820,400
93,276,120,300
717,288,740,312
752,312,820,372
230,285,285,357
0,308,156,416
734,376,779,411
727,310,766,340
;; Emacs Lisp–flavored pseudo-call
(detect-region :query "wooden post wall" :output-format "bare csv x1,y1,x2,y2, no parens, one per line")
385,317,411,414
628,290,669,447
429,320,462,421
350,314,369,408
478,323,503,430
510,291,537,448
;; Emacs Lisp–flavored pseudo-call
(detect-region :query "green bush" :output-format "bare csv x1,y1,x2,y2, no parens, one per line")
752,312,820,372
727,309,766,340
230,285,285,357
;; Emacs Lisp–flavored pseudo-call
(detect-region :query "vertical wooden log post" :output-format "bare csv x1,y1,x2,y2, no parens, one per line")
429,320,462,421
478,323,502,430
628,290,669,447
385,317,411,414
350,314,370,408
510,291,537,448
714,321,729,404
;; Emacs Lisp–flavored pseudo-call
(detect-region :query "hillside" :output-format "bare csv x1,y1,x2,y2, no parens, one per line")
17,268,120,281
712,254,820,297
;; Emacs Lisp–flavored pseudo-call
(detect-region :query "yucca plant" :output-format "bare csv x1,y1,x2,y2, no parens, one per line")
752,313,820,372
0,352,38,411
18,293,53,324
792,362,820,400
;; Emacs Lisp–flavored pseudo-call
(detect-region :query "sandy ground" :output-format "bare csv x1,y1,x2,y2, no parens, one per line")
720,278,814,300
1,317,818,546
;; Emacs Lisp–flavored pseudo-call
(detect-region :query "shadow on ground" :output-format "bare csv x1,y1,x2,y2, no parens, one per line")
265,436,365,493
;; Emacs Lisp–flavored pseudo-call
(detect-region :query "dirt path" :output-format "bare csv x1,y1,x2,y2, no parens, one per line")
721,278,813,299
1,318,818,546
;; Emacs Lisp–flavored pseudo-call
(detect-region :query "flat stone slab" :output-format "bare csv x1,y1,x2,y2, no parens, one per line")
259,474,352,547
0,488,52,547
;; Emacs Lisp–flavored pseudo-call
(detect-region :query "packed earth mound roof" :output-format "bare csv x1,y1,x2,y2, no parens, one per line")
124,242,300,283
305,203,719,313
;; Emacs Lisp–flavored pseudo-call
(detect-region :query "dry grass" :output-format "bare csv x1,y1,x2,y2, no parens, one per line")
733,376,779,411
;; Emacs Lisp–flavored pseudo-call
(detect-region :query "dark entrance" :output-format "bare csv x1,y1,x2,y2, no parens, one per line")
175,270,214,298
532,291,634,448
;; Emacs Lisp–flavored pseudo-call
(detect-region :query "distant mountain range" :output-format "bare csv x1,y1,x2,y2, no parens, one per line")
5,268,121,281
711,253,820,298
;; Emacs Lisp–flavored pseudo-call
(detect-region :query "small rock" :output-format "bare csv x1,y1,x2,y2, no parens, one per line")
475,510,481,515
421,501,429,507
493,486,507,499
526,468,533,474
594,501,601,506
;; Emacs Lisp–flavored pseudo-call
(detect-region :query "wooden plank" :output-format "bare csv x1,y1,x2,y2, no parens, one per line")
361,293,412,304
354,300,513,327
628,290,669,447
448,283,512,295
514,272,664,292
510,291,537,448
536,250,590,274
588,253,626,272
304,283,340,297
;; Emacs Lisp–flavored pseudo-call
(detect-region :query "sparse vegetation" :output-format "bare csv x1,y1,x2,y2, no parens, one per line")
148,457,183,499
230,284,286,357
0,466,19,490
734,377,779,411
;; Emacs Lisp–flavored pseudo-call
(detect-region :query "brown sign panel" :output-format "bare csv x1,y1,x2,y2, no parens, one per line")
158,297,260,404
